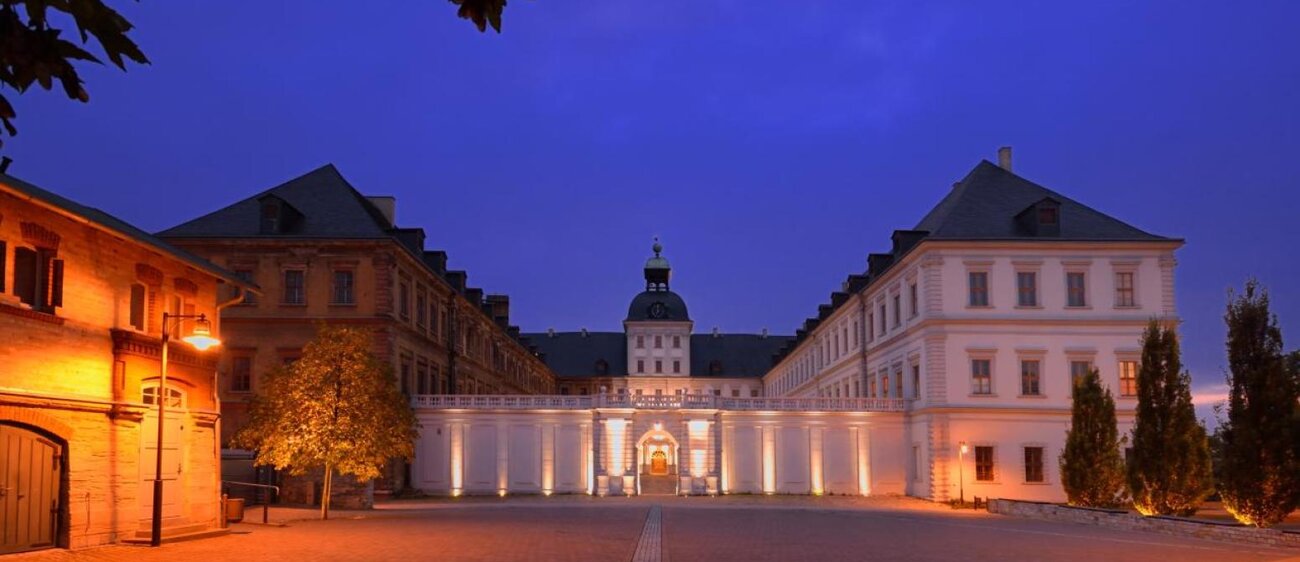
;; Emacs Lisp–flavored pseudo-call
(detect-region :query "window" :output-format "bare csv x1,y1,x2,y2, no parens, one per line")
1020,360,1041,396
971,359,992,395
400,358,412,395
1024,447,1045,483
129,283,146,331
332,270,354,305
879,304,887,334
398,282,410,319
968,271,989,307
1069,360,1092,387
142,386,184,408
233,269,257,304
894,369,903,398
416,290,428,328
868,313,875,341
282,269,305,305
750,389,759,397
712,389,721,396
637,360,645,374
654,360,662,373
416,361,430,394
1115,272,1136,307
912,364,921,400
672,360,680,374
909,283,919,318
1066,272,1087,307
1016,271,1038,307
881,374,890,398
231,356,252,392
636,335,644,349
13,247,62,312
892,295,901,327
654,335,662,349
731,389,740,397
673,336,681,349
975,446,995,481
0,241,5,293
1119,360,1138,396
1038,206,1058,225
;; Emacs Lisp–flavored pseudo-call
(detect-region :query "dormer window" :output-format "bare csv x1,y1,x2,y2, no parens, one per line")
709,360,723,375
595,359,609,375
260,200,280,233
1015,197,1062,237
1038,206,1058,225
257,195,303,235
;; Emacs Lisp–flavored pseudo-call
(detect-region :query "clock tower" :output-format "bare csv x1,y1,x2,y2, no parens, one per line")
624,240,692,377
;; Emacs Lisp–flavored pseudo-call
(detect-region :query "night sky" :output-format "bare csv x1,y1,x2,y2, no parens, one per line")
5,2,1298,417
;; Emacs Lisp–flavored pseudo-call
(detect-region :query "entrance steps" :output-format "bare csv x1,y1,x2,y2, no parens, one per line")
640,474,677,496
123,523,229,545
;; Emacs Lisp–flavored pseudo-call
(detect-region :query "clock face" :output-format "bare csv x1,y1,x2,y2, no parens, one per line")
648,302,667,319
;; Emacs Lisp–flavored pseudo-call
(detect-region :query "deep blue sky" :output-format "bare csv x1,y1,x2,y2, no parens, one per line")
6,2,1298,410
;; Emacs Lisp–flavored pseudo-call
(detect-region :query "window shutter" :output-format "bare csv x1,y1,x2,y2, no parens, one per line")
49,259,64,308
0,241,6,293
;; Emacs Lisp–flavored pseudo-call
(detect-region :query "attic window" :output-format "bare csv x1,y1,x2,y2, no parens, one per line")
260,200,281,234
709,360,723,376
595,359,609,375
1038,206,1058,225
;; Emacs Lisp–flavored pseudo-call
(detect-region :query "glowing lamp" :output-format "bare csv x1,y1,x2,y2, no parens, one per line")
182,317,221,350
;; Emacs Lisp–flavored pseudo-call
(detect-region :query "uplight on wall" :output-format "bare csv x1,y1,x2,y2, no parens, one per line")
605,418,629,475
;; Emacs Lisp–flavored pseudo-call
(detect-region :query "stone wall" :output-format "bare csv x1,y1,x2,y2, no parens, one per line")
988,499,1300,549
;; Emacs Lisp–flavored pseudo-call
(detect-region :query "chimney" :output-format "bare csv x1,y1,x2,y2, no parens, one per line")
581,328,588,338
547,327,555,337
712,326,720,338
761,328,768,338
485,294,510,325
997,146,1013,172
367,196,396,227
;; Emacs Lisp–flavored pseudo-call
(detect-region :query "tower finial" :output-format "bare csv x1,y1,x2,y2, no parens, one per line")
652,237,662,257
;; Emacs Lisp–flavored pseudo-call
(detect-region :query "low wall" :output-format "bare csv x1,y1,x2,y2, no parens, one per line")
988,499,1300,549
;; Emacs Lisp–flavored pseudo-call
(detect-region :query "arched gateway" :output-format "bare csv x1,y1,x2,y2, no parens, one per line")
410,394,906,497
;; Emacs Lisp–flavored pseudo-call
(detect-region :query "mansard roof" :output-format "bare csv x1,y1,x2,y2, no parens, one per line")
158,164,393,239
524,331,792,379
914,160,1173,242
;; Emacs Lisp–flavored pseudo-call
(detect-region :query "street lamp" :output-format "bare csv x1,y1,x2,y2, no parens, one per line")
151,312,220,547
958,441,969,508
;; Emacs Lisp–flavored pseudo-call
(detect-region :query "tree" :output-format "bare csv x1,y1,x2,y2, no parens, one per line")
1127,320,1214,516
0,1,148,148
451,0,510,32
1219,281,1299,527
1059,368,1128,508
233,324,418,519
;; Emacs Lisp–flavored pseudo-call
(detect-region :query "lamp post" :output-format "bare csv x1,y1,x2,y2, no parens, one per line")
151,312,220,547
958,441,968,508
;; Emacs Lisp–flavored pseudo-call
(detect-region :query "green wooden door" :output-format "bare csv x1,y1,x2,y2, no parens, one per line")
0,424,62,554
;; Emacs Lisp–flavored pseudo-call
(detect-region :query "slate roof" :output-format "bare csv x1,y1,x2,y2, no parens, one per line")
523,331,792,379
914,160,1174,241
0,173,256,290
158,164,393,239
626,290,691,322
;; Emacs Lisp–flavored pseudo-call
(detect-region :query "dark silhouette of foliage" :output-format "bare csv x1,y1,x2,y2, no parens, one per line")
451,0,509,32
1127,320,1214,516
1059,368,1128,507
0,1,148,147
1219,280,1299,527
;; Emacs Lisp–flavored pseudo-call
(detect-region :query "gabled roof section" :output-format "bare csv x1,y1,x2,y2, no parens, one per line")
0,173,256,290
914,160,1173,241
158,164,393,238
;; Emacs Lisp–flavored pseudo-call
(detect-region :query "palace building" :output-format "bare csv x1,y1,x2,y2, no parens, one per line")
527,240,789,399
409,148,1181,503
0,173,253,552
158,164,557,503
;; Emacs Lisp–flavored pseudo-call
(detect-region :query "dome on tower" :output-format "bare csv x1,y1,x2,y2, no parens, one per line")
627,239,689,321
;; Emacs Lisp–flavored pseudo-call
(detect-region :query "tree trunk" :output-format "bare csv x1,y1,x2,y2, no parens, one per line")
321,464,333,520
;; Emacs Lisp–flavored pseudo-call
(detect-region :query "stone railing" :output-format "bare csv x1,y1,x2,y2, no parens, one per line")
988,499,1300,549
411,394,906,412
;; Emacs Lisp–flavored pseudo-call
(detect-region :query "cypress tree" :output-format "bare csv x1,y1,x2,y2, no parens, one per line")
1219,281,1299,527
1127,320,1214,516
1059,368,1127,507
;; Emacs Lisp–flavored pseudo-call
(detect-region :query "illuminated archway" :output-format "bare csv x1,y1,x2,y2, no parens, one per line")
635,426,679,494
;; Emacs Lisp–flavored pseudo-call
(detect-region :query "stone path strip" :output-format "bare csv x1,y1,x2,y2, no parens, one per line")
631,505,664,562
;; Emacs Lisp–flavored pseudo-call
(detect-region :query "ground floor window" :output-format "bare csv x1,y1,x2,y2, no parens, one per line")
1023,447,1044,483
974,446,995,481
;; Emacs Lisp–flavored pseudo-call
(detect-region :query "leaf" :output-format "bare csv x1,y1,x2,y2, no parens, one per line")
451,0,508,33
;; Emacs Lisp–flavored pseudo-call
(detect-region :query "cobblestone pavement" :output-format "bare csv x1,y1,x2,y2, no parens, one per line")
15,496,1300,562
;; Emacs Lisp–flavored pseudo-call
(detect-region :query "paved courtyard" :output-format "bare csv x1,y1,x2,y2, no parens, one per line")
17,496,1300,562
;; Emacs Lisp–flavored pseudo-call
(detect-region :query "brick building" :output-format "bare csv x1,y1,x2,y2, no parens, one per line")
158,164,556,499
0,174,252,553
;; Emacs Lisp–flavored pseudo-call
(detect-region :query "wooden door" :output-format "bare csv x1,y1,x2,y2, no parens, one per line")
650,451,668,475
0,424,62,554
140,387,185,522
